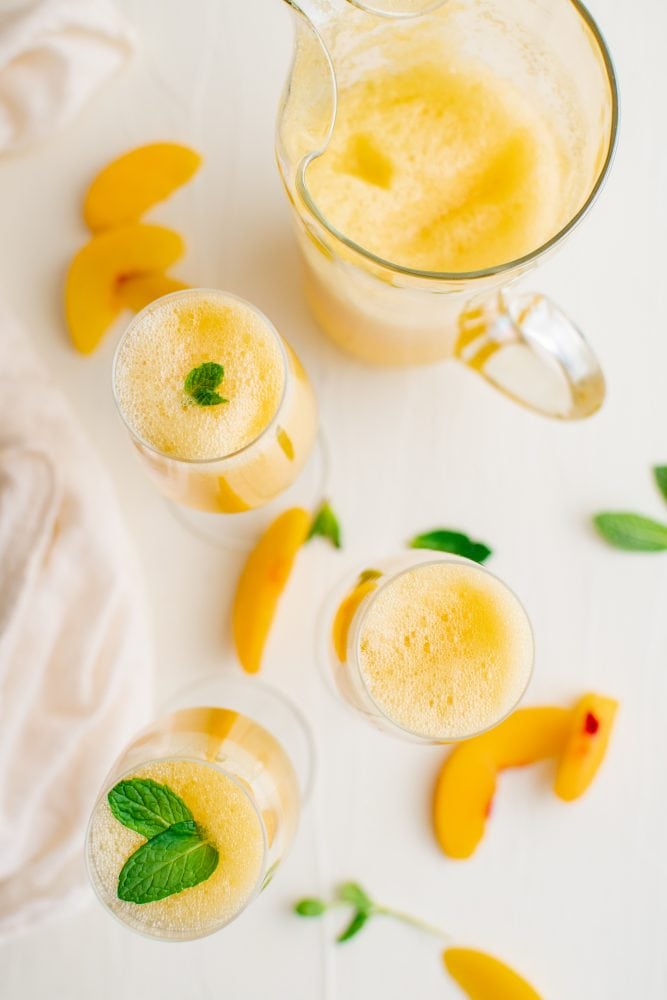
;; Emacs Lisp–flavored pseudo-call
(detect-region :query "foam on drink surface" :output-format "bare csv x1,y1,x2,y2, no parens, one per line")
88,758,265,938
307,60,569,272
115,291,285,461
357,562,533,739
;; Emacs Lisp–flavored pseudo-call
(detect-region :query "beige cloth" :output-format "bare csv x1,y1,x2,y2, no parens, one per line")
0,0,134,153
0,307,153,938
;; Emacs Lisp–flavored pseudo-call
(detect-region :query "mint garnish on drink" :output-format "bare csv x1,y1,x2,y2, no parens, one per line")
117,820,219,905
108,778,193,839
184,361,228,406
107,778,218,904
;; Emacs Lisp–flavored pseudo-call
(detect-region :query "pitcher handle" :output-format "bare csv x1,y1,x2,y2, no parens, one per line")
456,291,605,420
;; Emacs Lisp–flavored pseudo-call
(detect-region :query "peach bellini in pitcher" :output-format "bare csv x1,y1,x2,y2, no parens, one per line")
276,0,618,418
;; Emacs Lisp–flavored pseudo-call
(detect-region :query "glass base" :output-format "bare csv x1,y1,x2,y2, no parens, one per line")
161,672,316,804
167,431,329,550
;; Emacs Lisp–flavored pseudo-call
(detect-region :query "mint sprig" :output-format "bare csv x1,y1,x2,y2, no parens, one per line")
593,464,667,552
184,361,228,407
294,881,449,945
409,528,492,564
593,513,667,552
108,778,193,839
337,910,369,942
117,820,218,904
107,777,218,904
307,500,342,549
654,466,667,504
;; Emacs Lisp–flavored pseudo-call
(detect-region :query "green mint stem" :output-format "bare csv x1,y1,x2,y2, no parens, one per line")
374,904,452,942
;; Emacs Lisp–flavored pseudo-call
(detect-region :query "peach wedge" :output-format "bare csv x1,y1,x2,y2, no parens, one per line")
331,572,380,662
433,707,572,859
116,273,189,313
83,142,202,232
65,224,185,353
232,507,311,674
554,693,618,802
443,948,542,1000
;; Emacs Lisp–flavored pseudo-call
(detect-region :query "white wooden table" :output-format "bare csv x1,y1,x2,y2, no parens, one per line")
1,1,665,996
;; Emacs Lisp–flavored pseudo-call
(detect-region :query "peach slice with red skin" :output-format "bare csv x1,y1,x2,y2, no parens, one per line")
443,948,542,1000
232,507,311,674
554,693,618,801
83,142,202,232
65,224,184,353
433,707,572,859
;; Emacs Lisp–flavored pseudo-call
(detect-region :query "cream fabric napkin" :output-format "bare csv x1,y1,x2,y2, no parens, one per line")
0,307,153,939
0,0,134,153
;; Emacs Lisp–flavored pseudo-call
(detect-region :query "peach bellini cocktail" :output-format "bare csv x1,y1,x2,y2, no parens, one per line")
86,680,311,941
113,288,318,515
327,555,534,743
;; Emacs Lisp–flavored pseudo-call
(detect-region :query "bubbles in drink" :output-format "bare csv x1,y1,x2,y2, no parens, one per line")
357,562,533,739
115,290,285,461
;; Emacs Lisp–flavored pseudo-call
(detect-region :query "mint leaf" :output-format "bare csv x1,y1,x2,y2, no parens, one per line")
337,910,369,943
184,362,227,407
308,500,342,549
294,898,327,917
409,529,492,564
338,882,373,912
108,779,193,840
117,820,218,904
654,466,667,504
593,512,667,552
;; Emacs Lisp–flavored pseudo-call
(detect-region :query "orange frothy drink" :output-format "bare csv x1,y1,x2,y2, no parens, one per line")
332,559,534,741
86,708,300,940
114,289,317,512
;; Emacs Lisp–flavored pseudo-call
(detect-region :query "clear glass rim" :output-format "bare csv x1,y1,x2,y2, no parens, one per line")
348,554,536,744
162,672,317,804
294,0,620,283
345,0,450,18
111,288,291,468
84,755,269,943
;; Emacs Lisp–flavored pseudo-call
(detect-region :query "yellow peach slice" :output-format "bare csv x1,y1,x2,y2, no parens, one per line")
116,272,188,312
165,707,239,762
65,224,184,353
331,573,380,662
470,706,573,770
554,693,618,802
83,142,202,232
433,707,572,859
232,507,311,674
443,948,542,1000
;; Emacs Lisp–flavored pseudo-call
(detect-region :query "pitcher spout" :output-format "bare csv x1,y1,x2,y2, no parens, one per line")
276,1,337,200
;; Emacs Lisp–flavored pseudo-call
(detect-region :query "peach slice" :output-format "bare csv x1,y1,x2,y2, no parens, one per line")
554,693,618,802
232,507,311,674
331,572,380,662
65,224,185,353
433,708,572,859
83,142,202,232
116,272,188,312
443,948,542,1000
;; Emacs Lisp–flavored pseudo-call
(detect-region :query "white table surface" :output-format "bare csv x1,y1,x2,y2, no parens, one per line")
1,1,666,997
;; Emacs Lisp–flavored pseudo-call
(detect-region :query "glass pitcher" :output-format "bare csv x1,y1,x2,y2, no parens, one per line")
276,0,618,419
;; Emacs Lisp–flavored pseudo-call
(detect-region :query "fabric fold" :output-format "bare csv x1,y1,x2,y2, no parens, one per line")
0,304,153,939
